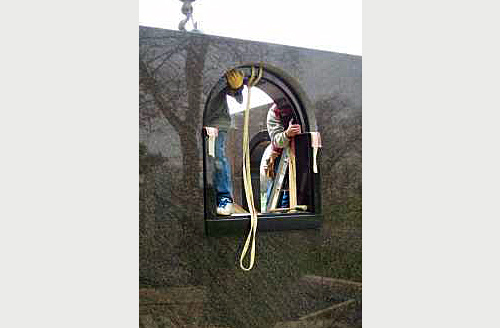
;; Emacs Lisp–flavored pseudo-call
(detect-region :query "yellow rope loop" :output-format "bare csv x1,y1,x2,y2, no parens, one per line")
239,63,263,271
254,63,263,85
247,62,263,87
248,66,255,87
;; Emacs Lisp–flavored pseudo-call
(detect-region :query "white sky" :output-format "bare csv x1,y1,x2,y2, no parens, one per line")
227,86,273,114
140,1,361,112
139,0,362,56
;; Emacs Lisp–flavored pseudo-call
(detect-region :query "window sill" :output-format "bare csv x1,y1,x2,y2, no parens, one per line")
205,213,322,236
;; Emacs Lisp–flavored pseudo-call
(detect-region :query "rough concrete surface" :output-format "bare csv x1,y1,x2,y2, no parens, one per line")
139,26,361,328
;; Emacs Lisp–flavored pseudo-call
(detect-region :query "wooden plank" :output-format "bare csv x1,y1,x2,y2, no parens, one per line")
301,276,362,289
300,275,362,299
298,299,357,321
267,147,290,212
270,205,308,213
233,203,248,214
274,319,336,328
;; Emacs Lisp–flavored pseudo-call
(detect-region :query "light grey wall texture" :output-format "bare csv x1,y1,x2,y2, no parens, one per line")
139,26,362,328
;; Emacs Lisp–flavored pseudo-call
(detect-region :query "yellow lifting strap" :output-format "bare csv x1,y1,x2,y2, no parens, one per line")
239,64,263,271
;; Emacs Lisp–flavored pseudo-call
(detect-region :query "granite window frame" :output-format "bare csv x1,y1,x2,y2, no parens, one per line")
202,65,322,236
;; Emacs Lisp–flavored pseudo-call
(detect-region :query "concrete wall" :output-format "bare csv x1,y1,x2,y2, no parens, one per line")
139,26,362,328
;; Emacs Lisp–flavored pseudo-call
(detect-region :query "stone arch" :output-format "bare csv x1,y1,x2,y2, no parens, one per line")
202,63,321,235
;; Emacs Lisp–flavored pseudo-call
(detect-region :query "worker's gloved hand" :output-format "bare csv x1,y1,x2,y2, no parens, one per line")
265,151,280,178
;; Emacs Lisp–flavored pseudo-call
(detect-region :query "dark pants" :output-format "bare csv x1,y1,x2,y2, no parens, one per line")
213,131,233,202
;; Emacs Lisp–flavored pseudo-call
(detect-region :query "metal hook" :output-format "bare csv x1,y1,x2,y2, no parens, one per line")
178,0,201,33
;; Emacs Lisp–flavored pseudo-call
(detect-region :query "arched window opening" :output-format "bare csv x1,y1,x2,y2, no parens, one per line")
202,66,321,235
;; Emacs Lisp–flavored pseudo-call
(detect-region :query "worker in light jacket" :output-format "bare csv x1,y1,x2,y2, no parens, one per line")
264,101,301,208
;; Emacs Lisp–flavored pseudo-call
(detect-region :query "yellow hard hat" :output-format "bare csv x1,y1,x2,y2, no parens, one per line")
225,69,244,90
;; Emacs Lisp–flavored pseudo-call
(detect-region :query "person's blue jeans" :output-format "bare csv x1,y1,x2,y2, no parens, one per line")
213,131,233,202
266,154,289,209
